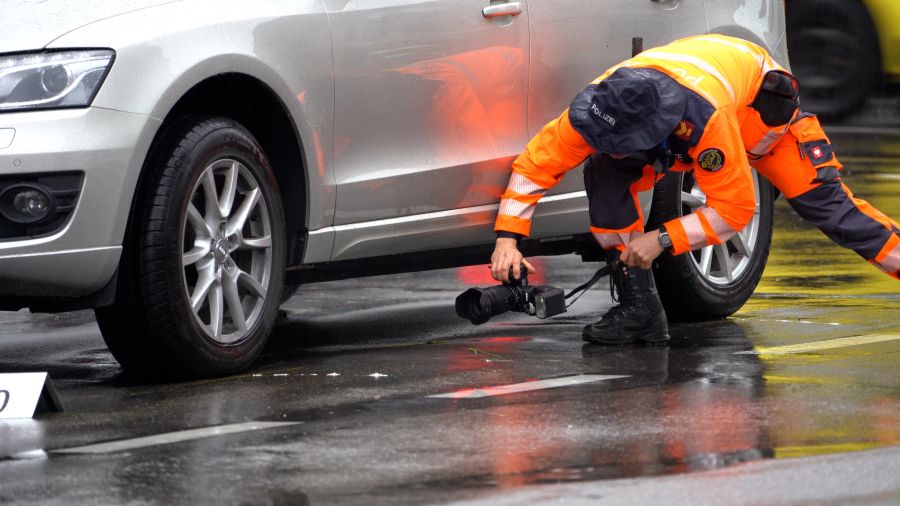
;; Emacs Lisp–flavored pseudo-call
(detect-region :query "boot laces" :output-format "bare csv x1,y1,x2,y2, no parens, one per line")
609,268,618,304
599,262,642,324
609,261,639,304
599,274,634,324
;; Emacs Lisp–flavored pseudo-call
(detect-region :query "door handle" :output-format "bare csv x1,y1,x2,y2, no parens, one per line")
483,2,522,18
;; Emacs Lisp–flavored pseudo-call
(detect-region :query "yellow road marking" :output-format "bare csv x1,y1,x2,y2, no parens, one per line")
738,334,900,355
775,442,885,459
761,374,839,385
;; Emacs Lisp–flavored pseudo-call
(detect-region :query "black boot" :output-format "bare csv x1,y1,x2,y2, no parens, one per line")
582,261,670,345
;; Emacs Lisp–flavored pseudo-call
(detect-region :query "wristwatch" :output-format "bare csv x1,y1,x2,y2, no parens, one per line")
657,226,673,251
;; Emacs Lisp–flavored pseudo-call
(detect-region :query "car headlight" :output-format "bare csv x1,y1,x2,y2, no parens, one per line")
0,49,115,113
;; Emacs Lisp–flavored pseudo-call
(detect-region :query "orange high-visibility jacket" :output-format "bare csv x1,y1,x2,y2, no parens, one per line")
495,35,791,255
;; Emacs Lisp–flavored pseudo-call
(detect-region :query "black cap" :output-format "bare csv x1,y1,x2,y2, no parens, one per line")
568,67,686,154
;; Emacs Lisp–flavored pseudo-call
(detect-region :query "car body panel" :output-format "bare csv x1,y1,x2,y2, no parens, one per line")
705,0,789,67
0,107,159,296
48,1,337,238
0,0,179,53
326,0,530,260
324,0,722,261
0,0,786,304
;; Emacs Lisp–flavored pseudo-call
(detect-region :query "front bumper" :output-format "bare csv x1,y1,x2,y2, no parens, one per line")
0,107,159,301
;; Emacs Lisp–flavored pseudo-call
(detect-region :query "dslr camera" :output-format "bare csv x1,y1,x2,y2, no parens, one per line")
455,267,566,325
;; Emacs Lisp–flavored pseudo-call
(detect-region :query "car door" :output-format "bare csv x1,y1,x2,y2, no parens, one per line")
527,0,709,238
325,0,530,260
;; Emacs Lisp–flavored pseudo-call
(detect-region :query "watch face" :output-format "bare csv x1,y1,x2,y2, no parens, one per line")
659,231,672,249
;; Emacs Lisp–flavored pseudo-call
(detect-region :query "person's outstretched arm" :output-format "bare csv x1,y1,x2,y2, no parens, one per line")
491,109,593,282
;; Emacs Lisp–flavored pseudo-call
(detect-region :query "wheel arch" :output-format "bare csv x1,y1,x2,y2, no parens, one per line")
707,26,788,68
704,0,789,67
136,73,310,269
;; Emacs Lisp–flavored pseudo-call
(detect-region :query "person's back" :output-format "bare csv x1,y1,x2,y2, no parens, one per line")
630,35,773,113
617,35,796,161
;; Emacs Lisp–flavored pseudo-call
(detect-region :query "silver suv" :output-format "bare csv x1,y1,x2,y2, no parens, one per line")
0,1,788,377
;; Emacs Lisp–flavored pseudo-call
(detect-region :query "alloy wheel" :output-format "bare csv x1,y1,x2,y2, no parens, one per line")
181,158,273,344
679,171,762,286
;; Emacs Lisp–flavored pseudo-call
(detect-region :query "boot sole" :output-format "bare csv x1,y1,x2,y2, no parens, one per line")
582,328,670,346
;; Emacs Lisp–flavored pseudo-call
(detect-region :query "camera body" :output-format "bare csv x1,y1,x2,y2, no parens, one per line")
455,270,567,325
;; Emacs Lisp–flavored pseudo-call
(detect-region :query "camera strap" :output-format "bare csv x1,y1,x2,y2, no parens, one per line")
564,263,613,308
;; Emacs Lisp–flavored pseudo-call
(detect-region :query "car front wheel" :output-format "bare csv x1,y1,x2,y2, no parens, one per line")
95,115,285,378
648,170,774,322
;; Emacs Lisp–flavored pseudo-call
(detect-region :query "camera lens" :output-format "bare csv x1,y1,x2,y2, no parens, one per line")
455,286,512,325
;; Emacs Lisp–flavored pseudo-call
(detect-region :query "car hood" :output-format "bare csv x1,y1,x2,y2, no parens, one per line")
2,0,181,53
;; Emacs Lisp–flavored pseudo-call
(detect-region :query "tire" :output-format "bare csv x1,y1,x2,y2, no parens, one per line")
786,0,881,119
95,115,286,379
647,170,774,322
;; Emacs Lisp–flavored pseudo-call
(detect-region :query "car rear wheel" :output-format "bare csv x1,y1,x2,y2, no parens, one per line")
647,170,774,322
95,116,285,378
786,0,881,119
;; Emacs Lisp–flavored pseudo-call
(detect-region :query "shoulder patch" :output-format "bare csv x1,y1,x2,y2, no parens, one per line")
801,140,834,165
697,148,725,172
673,120,695,141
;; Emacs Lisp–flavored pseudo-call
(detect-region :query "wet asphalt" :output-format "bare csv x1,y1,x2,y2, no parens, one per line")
1,103,899,504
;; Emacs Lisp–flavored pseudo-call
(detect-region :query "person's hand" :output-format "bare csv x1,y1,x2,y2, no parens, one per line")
490,237,536,283
621,230,664,269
